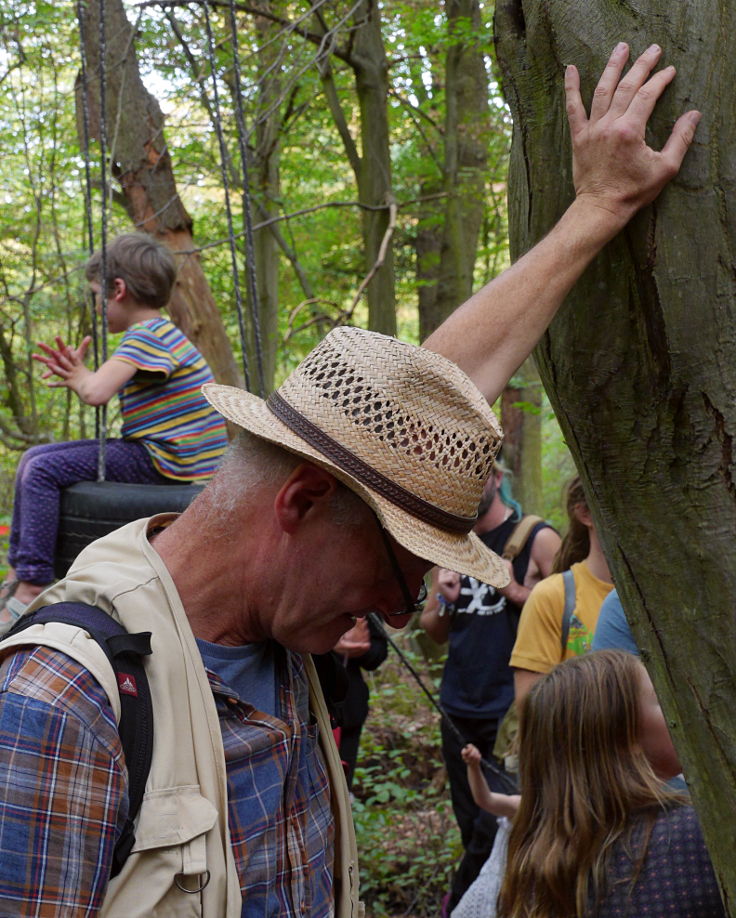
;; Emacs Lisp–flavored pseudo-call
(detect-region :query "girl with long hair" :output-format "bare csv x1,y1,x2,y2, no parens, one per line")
497,651,724,917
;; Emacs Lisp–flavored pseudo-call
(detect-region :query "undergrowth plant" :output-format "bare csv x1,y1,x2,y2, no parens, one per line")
352,631,462,917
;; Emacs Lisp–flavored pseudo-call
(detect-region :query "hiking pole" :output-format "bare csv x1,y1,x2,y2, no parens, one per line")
368,613,519,795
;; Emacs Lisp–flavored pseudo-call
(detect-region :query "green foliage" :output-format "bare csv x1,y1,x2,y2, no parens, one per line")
352,640,462,917
541,393,577,531
0,2,514,438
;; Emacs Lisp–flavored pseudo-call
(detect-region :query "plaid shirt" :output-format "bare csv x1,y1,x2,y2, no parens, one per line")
0,643,334,916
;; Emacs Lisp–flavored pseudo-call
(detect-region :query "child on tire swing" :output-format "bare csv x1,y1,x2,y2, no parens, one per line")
0,233,228,627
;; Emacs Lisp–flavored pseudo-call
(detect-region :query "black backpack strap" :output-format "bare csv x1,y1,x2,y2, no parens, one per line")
5,602,154,877
312,650,349,728
560,569,576,652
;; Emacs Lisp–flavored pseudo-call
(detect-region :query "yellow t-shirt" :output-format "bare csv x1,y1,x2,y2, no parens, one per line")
509,561,613,675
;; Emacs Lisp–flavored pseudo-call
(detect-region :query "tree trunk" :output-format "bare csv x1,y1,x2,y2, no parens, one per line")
350,0,396,335
76,0,240,387
417,0,492,338
250,1,284,392
500,357,543,513
413,61,442,342
416,178,443,341
495,0,736,907
435,0,491,318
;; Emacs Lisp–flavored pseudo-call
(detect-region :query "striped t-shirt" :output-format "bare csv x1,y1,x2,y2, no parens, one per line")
114,317,227,480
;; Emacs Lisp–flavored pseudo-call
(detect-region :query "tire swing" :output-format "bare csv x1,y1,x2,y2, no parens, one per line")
55,0,264,578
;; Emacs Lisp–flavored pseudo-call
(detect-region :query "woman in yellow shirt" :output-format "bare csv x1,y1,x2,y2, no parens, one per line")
510,476,613,706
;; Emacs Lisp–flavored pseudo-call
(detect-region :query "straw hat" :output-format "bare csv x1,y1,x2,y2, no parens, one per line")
203,326,509,586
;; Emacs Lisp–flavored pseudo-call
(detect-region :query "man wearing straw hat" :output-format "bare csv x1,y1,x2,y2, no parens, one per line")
0,44,700,917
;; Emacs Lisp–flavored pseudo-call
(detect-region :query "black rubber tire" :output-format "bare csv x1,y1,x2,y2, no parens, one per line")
55,480,204,579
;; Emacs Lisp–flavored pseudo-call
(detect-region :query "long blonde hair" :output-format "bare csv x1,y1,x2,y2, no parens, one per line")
497,651,686,918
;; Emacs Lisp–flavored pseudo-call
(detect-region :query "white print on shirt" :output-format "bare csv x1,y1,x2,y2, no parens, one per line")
456,578,506,616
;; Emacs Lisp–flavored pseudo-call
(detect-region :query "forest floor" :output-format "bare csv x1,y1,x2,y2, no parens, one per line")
351,639,461,918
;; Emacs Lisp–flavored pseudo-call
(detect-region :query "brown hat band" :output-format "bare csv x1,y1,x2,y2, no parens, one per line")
267,391,477,535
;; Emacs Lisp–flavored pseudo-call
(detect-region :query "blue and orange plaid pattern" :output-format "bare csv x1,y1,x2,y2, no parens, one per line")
0,644,334,916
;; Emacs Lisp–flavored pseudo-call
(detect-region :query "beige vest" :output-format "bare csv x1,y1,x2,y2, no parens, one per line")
2,517,362,917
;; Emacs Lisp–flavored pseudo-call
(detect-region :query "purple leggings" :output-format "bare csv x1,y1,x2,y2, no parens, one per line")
9,439,168,585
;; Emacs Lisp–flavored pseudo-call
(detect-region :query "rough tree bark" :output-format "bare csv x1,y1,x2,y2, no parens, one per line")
435,0,492,323
251,0,285,391
76,0,240,386
418,0,492,340
349,0,396,335
495,0,736,906
312,0,396,334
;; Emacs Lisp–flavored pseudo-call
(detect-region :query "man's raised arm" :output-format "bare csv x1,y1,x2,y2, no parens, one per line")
423,42,701,404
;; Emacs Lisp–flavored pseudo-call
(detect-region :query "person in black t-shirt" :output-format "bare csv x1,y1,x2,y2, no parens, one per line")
420,462,559,913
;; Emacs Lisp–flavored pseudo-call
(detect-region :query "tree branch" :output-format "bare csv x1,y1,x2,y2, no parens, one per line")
255,199,316,302
317,57,361,176
387,87,443,171
345,199,397,319
142,0,355,64
163,192,446,257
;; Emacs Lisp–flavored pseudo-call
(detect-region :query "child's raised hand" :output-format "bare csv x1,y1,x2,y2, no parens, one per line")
33,335,92,385
461,743,482,768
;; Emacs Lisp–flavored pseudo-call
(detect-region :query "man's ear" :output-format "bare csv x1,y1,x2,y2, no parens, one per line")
274,463,338,534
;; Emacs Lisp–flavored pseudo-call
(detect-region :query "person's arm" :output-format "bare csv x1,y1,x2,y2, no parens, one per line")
461,744,521,818
33,334,137,406
356,614,388,671
529,527,561,581
592,589,640,655
499,526,562,608
0,647,127,914
423,43,701,404
513,668,543,710
419,567,459,644
509,576,565,706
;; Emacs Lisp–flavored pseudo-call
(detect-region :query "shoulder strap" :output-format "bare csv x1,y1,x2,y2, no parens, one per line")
560,569,576,652
4,602,154,878
502,514,544,561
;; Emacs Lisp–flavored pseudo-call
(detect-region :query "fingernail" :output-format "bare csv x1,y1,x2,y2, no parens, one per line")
648,43,661,53
616,42,628,52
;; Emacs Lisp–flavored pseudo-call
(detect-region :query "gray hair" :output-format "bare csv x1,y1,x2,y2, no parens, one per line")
201,430,366,527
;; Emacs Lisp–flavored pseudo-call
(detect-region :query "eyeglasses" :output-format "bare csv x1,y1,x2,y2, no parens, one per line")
375,518,428,617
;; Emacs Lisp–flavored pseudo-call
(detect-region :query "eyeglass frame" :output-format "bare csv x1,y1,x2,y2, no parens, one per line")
374,517,428,617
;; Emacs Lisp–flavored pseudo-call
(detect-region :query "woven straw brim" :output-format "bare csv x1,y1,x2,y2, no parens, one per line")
204,383,510,588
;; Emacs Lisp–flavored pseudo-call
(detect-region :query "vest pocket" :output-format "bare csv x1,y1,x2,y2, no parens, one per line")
105,785,218,917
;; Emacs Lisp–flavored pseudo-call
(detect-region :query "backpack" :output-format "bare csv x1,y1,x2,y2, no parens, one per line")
3,602,154,877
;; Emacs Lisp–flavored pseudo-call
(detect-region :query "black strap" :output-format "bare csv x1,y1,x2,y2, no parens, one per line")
4,602,154,877
368,613,519,795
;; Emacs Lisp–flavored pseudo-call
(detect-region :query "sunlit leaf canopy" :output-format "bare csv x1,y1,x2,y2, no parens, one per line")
0,0,511,455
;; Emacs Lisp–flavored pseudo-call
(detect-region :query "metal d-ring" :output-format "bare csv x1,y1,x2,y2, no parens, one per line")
175,870,211,894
